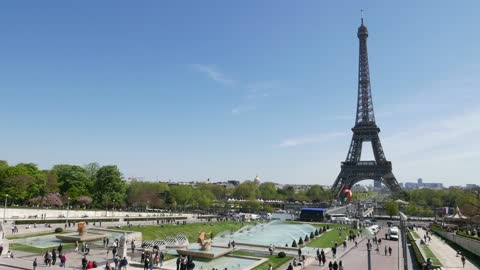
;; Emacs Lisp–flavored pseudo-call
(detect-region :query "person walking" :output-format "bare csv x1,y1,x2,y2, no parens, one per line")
461,255,466,268
121,256,128,270
176,256,181,270
52,249,57,265
33,258,37,270
298,247,302,259
0,244,3,256
81,256,88,270
388,246,392,256
58,244,63,256
385,245,388,256
287,262,294,270
131,240,136,256
333,261,338,270
328,261,333,270
60,254,66,268
339,261,344,270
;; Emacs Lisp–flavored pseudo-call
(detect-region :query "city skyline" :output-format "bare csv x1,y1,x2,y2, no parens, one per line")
1,1,480,186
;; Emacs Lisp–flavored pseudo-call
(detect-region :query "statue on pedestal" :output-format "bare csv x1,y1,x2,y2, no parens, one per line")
197,232,212,251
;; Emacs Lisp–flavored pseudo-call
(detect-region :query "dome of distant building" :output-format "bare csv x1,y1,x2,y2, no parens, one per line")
254,175,260,183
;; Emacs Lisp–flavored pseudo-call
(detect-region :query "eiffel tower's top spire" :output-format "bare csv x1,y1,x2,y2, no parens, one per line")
355,11,375,126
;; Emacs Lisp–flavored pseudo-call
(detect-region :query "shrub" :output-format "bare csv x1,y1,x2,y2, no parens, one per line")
292,240,297,247
298,237,304,245
315,229,319,236
327,225,330,230
278,251,286,258
310,232,315,239
54,227,63,233
305,235,309,242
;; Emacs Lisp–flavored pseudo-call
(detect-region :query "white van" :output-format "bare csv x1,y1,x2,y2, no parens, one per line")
388,227,399,240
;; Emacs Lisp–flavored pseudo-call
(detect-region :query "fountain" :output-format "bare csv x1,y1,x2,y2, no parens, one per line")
176,231,232,259
56,222,107,242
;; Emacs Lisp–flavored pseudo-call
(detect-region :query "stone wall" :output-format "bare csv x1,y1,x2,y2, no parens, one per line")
2,207,189,220
433,229,480,257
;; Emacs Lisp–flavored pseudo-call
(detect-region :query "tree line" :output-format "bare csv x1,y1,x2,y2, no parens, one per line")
0,161,333,210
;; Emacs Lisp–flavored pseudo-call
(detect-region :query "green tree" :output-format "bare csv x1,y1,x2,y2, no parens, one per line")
306,185,329,202
385,200,399,218
259,182,278,200
233,181,258,200
93,165,127,208
52,165,91,201
0,163,46,202
170,185,194,210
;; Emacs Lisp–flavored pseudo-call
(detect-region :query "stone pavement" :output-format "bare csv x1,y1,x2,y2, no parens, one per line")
415,228,479,270
302,227,400,270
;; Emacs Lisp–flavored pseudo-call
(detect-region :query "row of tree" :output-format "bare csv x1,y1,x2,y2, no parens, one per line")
385,188,480,217
0,161,125,208
0,161,334,210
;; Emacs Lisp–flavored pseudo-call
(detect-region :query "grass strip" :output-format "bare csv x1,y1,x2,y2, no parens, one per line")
113,221,251,242
9,243,75,254
420,244,442,266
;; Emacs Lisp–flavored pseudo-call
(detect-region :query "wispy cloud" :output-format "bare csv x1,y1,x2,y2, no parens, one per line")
191,64,235,85
277,132,347,148
231,81,278,115
384,111,480,159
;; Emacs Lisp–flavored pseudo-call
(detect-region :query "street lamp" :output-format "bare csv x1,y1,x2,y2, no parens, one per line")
3,194,8,223
399,212,408,270
66,197,71,226
112,199,115,217
363,226,375,270
146,201,149,212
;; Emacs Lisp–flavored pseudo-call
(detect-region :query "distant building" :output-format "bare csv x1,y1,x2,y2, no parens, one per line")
466,184,479,190
351,184,368,192
403,178,444,190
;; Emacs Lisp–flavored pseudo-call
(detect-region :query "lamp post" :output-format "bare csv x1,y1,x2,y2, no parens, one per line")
66,197,71,226
363,226,375,270
146,201,149,212
3,194,8,223
399,212,408,270
112,199,115,217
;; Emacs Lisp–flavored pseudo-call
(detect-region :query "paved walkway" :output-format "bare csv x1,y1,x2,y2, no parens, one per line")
415,228,478,270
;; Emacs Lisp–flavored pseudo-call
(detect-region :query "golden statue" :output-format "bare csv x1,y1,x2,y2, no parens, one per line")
77,222,87,237
197,231,212,251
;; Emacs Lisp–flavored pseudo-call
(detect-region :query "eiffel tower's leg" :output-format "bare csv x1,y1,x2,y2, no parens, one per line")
382,172,401,194
332,172,347,198
371,136,386,163
346,136,363,162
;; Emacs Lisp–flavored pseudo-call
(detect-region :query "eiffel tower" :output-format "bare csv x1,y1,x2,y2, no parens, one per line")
331,17,402,198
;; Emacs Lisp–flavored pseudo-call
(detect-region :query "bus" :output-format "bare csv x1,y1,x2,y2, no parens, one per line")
327,213,347,221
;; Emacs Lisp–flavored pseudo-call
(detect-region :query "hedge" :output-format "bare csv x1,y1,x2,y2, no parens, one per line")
124,216,187,222
456,231,480,241
14,218,119,225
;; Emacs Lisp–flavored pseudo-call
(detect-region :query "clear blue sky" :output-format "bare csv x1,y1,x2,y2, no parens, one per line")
1,1,479,186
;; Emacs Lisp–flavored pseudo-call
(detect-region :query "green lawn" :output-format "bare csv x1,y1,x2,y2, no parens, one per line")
307,224,354,248
410,230,420,239
252,255,291,270
230,251,291,270
9,243,75,254
7,231,67,240
114,221,252,242
420,244,442,266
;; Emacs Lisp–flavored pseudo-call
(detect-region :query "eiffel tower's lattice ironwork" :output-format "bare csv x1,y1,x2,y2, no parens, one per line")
331,18,402,198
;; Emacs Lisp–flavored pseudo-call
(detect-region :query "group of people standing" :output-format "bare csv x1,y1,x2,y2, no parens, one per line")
175,254,195,270
41,243,67,268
